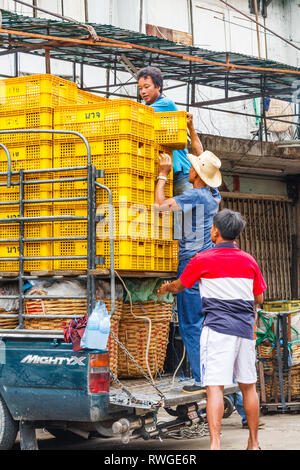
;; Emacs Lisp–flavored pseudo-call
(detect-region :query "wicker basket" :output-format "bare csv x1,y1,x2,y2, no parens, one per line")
24,290,87,330
105,300,122,378
257,342,300,402
117,301,172,379
24,292,122,377
0,308,18,329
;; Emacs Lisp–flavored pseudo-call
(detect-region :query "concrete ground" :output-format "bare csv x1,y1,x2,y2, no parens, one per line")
14,409,300,451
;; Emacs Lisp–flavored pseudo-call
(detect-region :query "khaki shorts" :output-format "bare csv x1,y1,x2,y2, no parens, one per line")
200,326,257,386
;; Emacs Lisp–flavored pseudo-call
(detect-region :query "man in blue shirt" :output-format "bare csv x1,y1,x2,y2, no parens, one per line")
137,66,203,195
154,150,222,393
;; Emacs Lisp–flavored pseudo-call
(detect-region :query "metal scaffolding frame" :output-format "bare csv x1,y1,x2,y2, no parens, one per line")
0,128,116,333
0,8,299,142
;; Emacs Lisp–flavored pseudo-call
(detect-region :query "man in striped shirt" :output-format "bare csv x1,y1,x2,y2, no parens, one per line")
157,209,267,451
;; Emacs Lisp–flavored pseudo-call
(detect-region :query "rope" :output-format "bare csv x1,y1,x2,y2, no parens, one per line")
256,311,276,346
114,270,154,384
256,309,300,347
171,343,186,388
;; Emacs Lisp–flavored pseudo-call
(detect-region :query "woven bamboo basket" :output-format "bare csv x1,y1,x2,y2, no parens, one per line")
117,301,173,379
24,292,122,377
24,290,87,330
0,308,18,329
256,342,300,401
105,300,122,379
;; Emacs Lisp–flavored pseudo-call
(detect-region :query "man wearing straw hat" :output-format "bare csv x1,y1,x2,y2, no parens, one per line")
155,150,222,393
138,66,203,195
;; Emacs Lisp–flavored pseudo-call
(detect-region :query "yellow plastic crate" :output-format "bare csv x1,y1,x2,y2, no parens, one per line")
0,131,52,146
263,301,300,314
55,99,155,126
0,204,52,237
95,202,157,239
96,239,177,271
0,107,53,145
77,89,108,105
52,239,88,271
0,203,53,272
52,202,89,270
172,240,179,272
96,202,173,241
154,111,187,149
0,107,53,130
52,200,174,270
97,239,154,270
152,240,178,272
97,169,154,205
52,163,172,206
0,74,78,112
52,201,173,245
53,136,157,174
53,171,154,206
52,178,87,202
52,204,88,243
0,176,52,203
53,100,155,141
0,242,53,272
0,141,52,173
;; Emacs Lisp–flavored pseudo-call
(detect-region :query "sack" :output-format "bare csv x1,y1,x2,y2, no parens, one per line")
63,316,88,352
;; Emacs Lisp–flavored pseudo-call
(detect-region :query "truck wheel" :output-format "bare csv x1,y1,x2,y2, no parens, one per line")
223,395,234,419
0,395,18,450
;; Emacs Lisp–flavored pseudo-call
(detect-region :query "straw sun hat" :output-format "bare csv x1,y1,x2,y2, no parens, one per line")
187,151,222,188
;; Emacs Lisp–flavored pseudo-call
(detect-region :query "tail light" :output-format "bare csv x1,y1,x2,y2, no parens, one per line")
89,353,110,394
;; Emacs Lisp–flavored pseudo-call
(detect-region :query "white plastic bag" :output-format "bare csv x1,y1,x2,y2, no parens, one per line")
0,284,19,311
80,301,111,350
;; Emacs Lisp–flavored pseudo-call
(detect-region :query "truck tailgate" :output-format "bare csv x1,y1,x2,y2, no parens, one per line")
109,376,238,410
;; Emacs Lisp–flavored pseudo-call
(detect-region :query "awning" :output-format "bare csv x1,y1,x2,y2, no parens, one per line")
0,9,299,103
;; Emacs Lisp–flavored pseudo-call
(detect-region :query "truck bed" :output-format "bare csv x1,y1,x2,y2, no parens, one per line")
110,376,238,410
0,331,239,413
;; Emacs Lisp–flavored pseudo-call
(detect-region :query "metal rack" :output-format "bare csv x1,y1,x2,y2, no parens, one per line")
257,308,300,414
0,128,115,336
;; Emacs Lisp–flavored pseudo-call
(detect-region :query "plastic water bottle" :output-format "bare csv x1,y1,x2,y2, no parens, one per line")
98,309,111,350
80,301,111,350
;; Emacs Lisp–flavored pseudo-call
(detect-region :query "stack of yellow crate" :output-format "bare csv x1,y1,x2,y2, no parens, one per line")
0,74,186,273
52,99,186,272
0,75,75,272
0,75,107,272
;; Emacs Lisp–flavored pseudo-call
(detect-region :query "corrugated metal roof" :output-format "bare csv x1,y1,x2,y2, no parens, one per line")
0,9,299,101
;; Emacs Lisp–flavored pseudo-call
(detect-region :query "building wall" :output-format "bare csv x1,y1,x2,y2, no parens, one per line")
222,174,288,197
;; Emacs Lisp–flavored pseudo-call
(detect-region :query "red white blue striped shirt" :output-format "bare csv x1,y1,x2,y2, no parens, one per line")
180,242,267,340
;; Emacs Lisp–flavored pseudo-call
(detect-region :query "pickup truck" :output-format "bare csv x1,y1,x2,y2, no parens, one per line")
0,331,238,450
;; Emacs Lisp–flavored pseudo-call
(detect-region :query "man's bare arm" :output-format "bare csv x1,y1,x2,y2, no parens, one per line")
154,153,181,211
155,180,181,211
157,279,185,297
187,113,203,156
254,294,264,306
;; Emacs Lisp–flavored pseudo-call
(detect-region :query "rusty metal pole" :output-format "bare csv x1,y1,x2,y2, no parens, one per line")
45,48,51,74
1,25,300,76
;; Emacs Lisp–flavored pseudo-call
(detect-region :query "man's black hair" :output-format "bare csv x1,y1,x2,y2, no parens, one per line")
213,209,246,240
137,66,163,93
